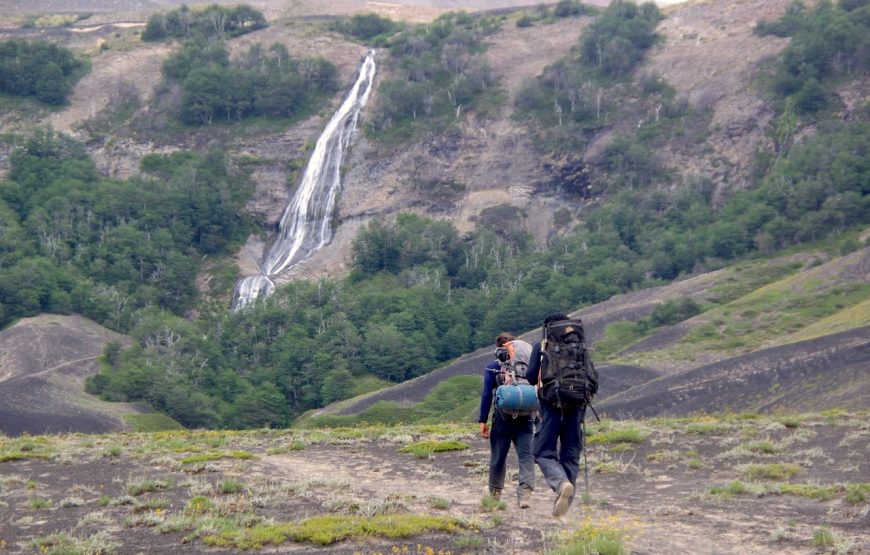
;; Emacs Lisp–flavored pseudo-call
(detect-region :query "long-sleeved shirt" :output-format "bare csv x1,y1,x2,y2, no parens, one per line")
478,360,501,423
526,341,543,385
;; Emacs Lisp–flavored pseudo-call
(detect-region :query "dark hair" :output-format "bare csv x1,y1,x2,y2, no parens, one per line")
544,312,569,325
495,332,515,347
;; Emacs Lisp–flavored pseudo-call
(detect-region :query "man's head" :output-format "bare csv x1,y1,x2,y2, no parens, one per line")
495,332,515,347
544,312,569,326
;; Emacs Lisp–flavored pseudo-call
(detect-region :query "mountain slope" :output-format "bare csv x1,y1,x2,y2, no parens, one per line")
598,326,870,418
322,243,870,420
0,314,142,435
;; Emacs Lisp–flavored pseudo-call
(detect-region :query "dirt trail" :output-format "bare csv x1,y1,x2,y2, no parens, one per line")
247,419,869,554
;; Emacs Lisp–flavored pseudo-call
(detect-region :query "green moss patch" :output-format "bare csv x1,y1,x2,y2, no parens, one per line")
180,451,255,464
586,428,649,444
202,514,467,548
398,440,469,459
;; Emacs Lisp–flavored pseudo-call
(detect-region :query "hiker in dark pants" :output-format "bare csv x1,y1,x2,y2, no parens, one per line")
527,313,586,518
478,332,535,508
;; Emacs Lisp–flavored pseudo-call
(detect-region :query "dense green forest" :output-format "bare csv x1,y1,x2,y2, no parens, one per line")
142,4,266,42
0,130,253,330
0,40,86,104
161,40,338,125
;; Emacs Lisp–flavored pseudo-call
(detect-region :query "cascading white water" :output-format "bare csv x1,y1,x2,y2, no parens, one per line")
232,51,376,310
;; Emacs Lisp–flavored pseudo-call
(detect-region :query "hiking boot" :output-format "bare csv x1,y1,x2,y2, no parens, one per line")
552,481,574,517
518,490,532,509
488,488,502,501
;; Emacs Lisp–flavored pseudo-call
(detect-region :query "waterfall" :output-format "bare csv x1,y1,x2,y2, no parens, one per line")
232,51,376,310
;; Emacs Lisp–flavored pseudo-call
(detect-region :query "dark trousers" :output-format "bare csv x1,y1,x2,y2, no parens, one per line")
488,410,535,496
533,401,585,493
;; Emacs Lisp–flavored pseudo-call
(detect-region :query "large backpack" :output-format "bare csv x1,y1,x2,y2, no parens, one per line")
493,339,539,417
538,318,598,409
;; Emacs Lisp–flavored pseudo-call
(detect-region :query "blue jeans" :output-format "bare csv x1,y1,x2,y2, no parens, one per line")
489,410,535,497
533,401,585,493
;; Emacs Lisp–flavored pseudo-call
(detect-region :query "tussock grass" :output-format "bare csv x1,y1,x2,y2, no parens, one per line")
26,496,51,509
28,531,118,555
267,440,306,454
132,497,170,513
480,495,507,512
185,496,215,515
741,463,801,481
742,440,778,454
845,483,870,504
219,479,244,494
202,514,467,548
687,458,704,470
686,422,726,435
127,477,175,496
455,533,486,549
811,527,838,547
709,481,765,497
428,496,450,510
778,484,840,501
59,496,86,508
550,516,633,555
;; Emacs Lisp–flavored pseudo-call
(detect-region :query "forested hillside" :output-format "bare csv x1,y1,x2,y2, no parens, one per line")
0,0,868,430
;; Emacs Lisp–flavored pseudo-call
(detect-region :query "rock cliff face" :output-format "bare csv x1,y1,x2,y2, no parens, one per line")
288,0,795,277
0,0,797,280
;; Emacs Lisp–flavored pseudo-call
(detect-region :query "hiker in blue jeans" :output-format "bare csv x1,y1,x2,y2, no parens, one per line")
478,332,535,508
527,312,586,517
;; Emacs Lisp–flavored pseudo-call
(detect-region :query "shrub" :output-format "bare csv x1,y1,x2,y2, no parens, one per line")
0,39,85,104
580,0,661,78
333,13,397,41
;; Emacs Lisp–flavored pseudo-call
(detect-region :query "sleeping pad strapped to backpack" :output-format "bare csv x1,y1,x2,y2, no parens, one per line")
493,339,539,417
539,318,598,409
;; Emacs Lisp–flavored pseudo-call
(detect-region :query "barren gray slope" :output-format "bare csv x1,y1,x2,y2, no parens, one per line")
0,314,140,436
597,326,870,418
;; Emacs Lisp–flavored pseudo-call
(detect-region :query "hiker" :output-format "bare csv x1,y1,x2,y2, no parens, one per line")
527,312,597,518
478,332,535,508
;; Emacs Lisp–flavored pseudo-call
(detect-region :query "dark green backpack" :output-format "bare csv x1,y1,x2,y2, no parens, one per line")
538,318,598,409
